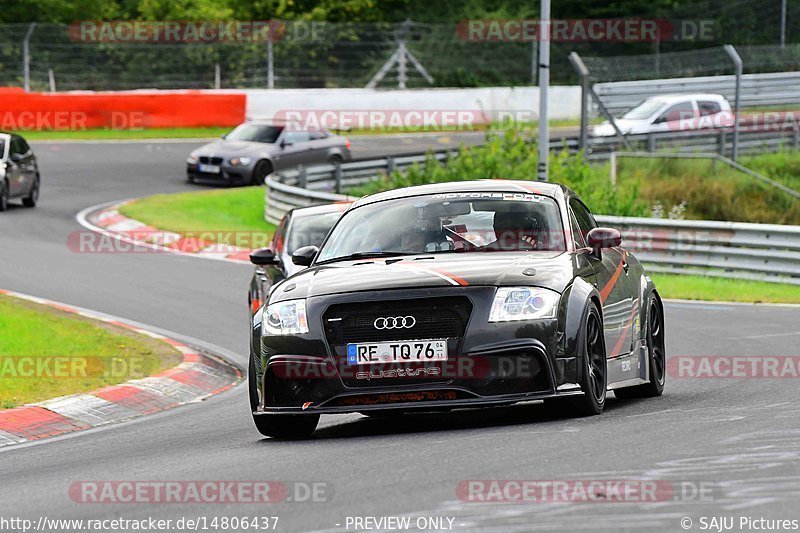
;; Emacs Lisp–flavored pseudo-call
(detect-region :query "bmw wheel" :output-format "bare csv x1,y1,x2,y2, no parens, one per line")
0,180,8,212
22,175,39,208
252,160,273,186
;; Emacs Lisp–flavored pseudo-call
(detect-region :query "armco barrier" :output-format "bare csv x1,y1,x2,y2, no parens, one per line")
264,154,800,285
0,88,246,129
594,71,800,116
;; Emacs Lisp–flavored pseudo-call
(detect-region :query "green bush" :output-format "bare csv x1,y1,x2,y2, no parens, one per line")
349,130,649,217
349,131,800,223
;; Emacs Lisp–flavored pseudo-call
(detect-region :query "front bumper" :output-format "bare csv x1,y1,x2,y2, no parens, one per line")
253,287,584,415
186,162,252,185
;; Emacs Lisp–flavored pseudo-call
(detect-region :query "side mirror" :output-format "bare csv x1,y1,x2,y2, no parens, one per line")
587,227,622,250
291,245,318,267
249,248,279,266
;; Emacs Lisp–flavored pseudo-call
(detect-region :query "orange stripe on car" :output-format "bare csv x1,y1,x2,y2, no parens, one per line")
598,251,628,303
611,301,640,356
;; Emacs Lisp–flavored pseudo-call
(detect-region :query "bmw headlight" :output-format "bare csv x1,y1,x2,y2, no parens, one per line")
489,287,559,322
187,152,199,164
262,299,309,335
230,156,252,166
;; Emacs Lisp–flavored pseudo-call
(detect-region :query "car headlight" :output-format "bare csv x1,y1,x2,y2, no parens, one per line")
262,299,309,335
187,152,199,164
489,287,559,322
230,156,252,166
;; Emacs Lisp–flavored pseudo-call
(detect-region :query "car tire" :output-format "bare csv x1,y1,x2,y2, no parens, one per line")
614,294,666,399
22,175,39,208
328,155,344,165
565,302,607,416
0,180,8,212
248,353,319,438
252,160,273,186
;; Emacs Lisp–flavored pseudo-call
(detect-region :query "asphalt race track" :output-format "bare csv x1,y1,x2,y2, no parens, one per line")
1,136,799,532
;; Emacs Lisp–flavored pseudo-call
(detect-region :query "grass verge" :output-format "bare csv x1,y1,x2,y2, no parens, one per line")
20,127,231,141
16,119,585,141
119,186,275,247
651,273,800,304
0,293,183,409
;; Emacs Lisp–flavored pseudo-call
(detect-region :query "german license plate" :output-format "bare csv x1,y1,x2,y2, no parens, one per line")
347,340,447,365
198,163,221,173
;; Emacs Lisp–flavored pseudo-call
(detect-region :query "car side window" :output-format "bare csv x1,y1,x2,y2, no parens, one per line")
569,198,597,244
698,101,721,116
309,131,327,141
655,102,694,123
283,132,311,144
568,210,586,248
10,137,24,156
272,215,290,254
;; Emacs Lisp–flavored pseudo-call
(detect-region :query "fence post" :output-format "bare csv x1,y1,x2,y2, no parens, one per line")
298,166,307,188
334,162,343,193
387,156,396,174
723,44,743,162
22,23,36,92
793,122,800,149
267,39,275,89
47,69,56,92
719,130,727,156
568,52,589,152
609,151,617,187
214,63,221,89
647,133,656,152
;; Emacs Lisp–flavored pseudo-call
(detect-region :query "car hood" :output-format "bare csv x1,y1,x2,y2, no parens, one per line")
194,140,277,156
269,251,577,302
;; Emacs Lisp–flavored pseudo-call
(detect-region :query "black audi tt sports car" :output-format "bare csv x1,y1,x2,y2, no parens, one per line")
249,180,666,438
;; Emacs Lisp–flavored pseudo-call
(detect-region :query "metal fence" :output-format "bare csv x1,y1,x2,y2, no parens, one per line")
594,70,800,116
264,140,800,284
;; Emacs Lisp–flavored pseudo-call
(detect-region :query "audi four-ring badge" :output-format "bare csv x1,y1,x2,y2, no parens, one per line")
249,180,666,438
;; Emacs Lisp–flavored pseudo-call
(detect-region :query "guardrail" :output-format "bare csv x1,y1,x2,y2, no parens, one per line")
264,139,800,285
594,71,800,116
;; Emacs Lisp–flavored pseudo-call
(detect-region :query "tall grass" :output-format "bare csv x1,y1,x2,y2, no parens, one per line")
349,130,800,224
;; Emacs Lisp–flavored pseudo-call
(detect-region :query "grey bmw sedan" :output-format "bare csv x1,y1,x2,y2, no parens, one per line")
186,120,352,186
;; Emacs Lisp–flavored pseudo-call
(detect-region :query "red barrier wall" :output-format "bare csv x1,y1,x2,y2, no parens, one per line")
0,89,246,130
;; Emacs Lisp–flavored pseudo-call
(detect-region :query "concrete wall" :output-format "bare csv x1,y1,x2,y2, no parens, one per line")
242,86,582,124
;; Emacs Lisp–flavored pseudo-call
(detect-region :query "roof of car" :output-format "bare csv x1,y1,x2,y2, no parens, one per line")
352,180,565,207
645,93,727,103
289,202,350,218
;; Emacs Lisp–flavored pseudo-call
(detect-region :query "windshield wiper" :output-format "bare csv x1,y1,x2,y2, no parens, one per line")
316,251,415,265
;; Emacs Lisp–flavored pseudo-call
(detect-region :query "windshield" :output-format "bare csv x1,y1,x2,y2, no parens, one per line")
316,192,566,263
621,99,666,120
226,124,284,143
287,211,341,254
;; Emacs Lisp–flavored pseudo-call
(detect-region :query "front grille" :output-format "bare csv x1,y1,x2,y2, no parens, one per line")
324,297,471,345
199,156,224,165
323,296,472,388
